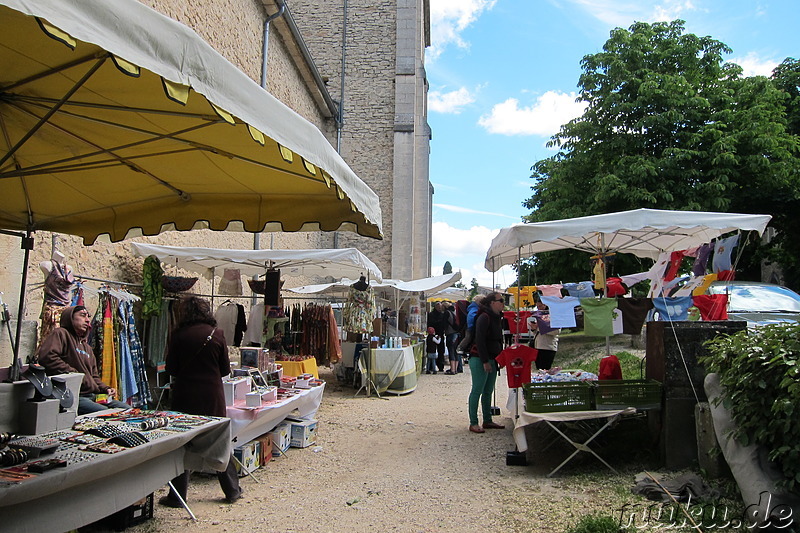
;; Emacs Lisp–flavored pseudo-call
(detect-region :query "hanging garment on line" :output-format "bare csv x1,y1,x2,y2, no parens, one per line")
652,296,693,321
615,297,654,335
541,296,580,328
692,294,729,321
495,344,538,388
537,284,564,298
692,243,713,277
580,298,618,337
563,281,595,298
712,235,739,273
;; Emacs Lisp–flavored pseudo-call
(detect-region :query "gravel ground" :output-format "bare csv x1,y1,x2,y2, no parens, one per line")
112,339,701,533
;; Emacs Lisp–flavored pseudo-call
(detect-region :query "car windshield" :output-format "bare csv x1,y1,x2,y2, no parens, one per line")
710,284,800,313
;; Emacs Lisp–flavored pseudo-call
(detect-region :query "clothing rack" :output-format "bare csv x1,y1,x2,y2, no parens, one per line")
74,274,143,288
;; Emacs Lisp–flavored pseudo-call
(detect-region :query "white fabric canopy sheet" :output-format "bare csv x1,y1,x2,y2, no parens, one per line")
130,242,382,281
287,271,461,296
226,383,325,444
485,208,771,271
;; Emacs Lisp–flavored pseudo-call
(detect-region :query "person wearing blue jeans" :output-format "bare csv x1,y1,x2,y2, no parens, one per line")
468,292,506,433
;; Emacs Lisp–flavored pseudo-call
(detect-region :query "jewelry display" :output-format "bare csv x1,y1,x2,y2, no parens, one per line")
50,377,75,409
21,364,53,397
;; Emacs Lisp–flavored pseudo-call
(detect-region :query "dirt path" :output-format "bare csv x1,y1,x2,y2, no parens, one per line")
124,349,653,533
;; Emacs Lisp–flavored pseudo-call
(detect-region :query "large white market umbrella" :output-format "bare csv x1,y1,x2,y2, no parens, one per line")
485,208,772,272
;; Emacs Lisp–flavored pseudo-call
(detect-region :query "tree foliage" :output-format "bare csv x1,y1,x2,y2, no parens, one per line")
701,324,800,493
523,20,800,285
442,261,453,275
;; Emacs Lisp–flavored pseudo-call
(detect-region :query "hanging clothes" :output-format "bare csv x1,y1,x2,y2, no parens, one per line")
218,268,243,296
141,255,164,319
343,286,376,334
116,300,139,403
540,296,580,328
615,297,654,335
101,297,118,390
216,301,239,347
692,294,729,321
563,281,595,298
537,284,564,298
495,344,538,388
580,298,618,337
121,298,151,407
652,296,693,321
243,303,265,346
712,235,739,273
146,299,173,367
691,243,713,277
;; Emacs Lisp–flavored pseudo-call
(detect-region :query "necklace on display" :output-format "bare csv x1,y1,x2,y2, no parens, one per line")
22,365,53,397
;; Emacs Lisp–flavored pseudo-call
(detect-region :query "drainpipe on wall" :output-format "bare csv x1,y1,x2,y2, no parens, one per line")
257,1,286,253
333,0,348,250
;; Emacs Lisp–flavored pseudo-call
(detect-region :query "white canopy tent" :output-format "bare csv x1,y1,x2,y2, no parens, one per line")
286,272,461,297
484,208,772,355
485,208,772,273
129,243,383,281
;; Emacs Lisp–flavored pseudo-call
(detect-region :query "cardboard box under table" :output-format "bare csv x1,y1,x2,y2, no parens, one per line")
285,417,317,448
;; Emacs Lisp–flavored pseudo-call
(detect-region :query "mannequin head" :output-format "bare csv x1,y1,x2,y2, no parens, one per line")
52,250,65,264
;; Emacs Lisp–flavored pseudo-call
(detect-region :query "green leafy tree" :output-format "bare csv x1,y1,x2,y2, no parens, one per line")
468,278,479,300
523,20,800,285
442,261,453,275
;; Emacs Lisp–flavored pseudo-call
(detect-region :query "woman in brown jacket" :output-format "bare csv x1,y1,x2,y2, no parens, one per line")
160,296,242,507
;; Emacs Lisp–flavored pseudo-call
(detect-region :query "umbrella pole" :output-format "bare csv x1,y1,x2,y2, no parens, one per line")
9,231,33,381
600,234,611,357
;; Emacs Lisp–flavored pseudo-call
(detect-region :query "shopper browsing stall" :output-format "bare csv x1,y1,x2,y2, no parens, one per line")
161,296,242,508
468,292,505,434
425,327,441,375
37,305,129,414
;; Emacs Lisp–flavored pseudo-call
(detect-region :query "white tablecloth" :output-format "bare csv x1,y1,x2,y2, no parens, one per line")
225,383,325,444
360,346,418,395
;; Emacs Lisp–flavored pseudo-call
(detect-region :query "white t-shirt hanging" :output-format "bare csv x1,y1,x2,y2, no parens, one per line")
612,307,624,335
540,296,580,328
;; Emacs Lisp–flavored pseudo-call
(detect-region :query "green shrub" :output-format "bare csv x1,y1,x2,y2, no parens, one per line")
700,324,800,493
565,513,623,533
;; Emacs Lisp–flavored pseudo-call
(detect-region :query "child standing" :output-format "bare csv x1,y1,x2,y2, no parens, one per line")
425,327,441,374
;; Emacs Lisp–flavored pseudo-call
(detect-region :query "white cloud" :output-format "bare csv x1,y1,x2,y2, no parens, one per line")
548,0,698,29
431,221,517,289
428,87,475,114
435,203,519,219
429,0,497,60
478,91,588,137
730,52,780,77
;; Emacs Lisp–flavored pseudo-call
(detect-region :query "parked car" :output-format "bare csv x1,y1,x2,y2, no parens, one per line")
707,281,800,328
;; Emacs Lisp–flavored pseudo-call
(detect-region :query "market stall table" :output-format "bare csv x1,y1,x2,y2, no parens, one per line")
0,411,231,533
226,383,325,444
357,343,422,396
510,394,636,477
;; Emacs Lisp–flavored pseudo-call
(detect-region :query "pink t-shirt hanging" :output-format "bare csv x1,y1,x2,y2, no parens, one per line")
537,284,564,298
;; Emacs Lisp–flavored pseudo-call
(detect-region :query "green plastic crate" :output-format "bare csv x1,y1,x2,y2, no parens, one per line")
522,381,595,413
593,379,662,410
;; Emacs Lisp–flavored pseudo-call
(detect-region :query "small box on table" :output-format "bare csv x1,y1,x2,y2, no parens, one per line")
222,377,250,406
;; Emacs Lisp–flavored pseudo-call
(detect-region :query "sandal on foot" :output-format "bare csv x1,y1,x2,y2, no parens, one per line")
469,425,485,433
482,421,505,430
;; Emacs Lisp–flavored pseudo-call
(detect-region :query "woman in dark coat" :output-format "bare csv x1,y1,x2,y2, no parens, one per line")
160,296,242,507
468,292,506,434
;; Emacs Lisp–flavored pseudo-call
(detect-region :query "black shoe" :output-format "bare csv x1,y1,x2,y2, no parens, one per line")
225,490,243,504
425,371,431,374
158,495,183,508
444,370,455,375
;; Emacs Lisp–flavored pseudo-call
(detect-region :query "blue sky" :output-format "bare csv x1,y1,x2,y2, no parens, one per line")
426,0,800,289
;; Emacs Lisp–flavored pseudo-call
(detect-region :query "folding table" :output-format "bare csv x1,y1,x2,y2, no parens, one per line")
511,392,636,477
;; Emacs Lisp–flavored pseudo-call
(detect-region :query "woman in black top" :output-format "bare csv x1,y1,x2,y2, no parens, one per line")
468,292,506,433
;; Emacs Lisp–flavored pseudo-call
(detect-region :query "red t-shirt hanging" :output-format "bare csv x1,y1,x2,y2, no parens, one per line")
692,294,729,320
495,344,538,388
598,355,622,380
